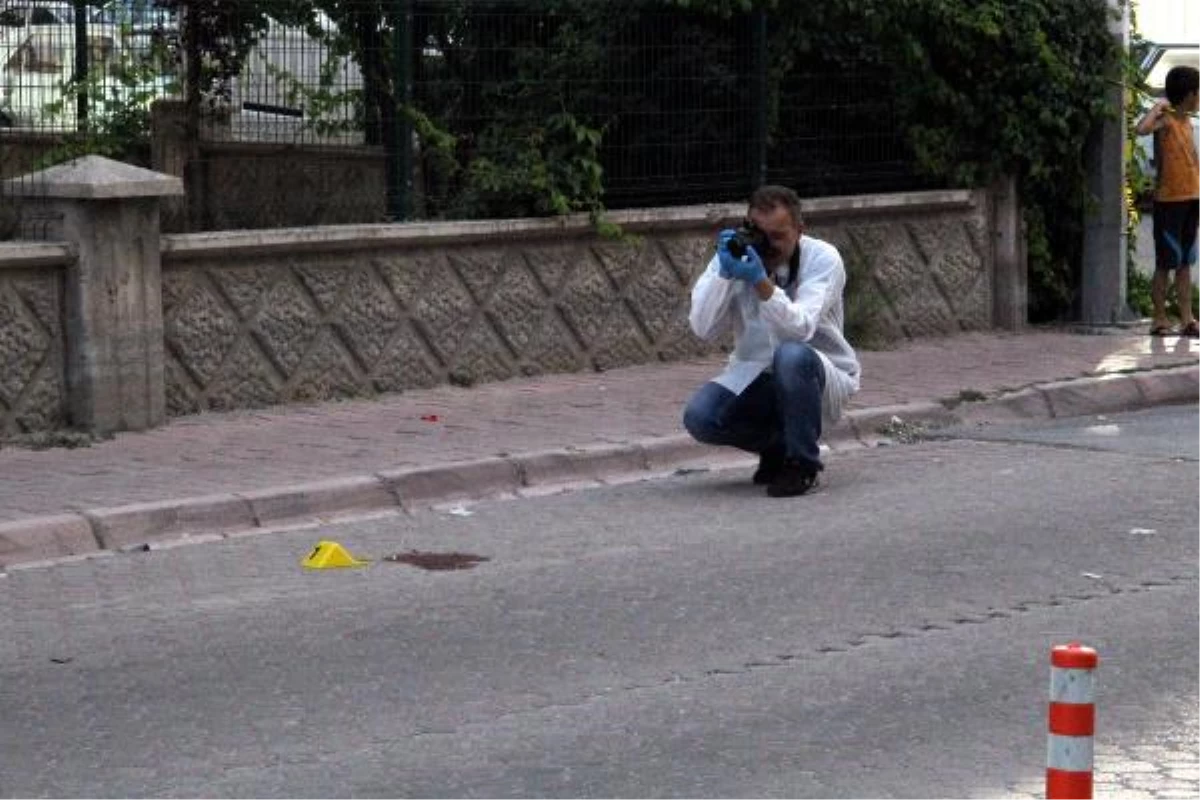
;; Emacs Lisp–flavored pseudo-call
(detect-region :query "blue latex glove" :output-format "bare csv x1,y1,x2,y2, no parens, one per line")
717,239,767,285
715,229,738,279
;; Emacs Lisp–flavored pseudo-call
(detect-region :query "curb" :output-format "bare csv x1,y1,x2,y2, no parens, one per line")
953,364,1197,425
2,364,1195,570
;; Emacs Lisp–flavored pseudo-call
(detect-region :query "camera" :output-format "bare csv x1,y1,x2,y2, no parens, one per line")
726,221,769,259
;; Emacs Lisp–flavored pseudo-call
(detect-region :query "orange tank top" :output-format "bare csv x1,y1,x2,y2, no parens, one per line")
1155,112,1199,202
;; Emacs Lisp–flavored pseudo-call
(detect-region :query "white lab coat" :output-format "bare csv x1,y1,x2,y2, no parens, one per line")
688,235,861,422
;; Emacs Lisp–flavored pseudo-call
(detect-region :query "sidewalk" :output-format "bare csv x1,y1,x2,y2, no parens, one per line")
2,329,1197,567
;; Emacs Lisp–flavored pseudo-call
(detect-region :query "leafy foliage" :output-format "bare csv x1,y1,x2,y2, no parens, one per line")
774,0,1119,322
37,52,178,166
155,0,281,98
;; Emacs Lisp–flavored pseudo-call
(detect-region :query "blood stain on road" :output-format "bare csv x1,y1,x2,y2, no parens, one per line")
384,550,490,571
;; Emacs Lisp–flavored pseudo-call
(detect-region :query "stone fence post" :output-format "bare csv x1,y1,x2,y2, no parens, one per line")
2,156,182,434
150,98,232,233
991,174,1027,330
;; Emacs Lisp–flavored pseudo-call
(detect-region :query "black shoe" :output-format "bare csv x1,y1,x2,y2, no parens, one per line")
766,460,820,497
752,449,785,485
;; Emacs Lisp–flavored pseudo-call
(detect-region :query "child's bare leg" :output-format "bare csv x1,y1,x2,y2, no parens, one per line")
1176,266,1195,327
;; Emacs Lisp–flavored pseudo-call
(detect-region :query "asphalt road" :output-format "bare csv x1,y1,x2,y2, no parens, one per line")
0,406,1196,798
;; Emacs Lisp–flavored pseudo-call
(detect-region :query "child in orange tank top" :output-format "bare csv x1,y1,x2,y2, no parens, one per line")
1136,65,1199,337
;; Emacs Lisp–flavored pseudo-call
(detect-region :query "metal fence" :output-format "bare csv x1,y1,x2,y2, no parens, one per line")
1,0,938,235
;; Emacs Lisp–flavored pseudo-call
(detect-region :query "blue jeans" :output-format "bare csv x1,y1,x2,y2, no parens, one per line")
682,341,827,472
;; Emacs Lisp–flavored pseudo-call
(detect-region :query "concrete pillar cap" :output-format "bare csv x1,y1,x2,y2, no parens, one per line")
2,155,184,200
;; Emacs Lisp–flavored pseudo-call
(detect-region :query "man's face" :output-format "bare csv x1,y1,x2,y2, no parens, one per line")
747,204,802,268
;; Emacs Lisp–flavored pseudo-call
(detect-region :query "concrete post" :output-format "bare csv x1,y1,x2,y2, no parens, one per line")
991,175,1027,329
1080,0,1134,324
2,156,182,434
150,98,189,232
150,98,230,233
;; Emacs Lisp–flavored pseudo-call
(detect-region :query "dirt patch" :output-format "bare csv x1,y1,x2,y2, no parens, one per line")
384,550,490,571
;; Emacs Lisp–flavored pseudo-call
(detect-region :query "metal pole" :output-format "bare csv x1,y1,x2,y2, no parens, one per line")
73,0,88,131
748,8,768,191
388,0,413,221
1080,0,1133,324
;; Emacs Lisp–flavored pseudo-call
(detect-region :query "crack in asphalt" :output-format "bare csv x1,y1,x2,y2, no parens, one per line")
927,429,1200,462
402,572,1197,740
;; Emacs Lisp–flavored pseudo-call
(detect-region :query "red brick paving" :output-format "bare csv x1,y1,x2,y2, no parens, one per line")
1,330,1194,524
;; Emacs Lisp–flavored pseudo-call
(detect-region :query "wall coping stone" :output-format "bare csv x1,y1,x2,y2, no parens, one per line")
161,189,977,260
0,241,74,269
2,155,183,200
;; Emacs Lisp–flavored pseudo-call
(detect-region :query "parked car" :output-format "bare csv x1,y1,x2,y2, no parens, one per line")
1132,42,1199,207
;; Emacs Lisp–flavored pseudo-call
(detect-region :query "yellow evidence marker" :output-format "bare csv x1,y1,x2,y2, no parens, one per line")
302,540,369,569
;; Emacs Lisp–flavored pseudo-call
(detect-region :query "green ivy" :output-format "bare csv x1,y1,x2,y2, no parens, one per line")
1122,22,1154,320
680,0,1120,320
34,52,178,169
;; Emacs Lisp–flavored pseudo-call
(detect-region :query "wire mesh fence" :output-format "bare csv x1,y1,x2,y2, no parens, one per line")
1,0,938,237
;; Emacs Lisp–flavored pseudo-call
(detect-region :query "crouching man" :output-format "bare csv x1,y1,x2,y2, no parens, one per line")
682,185,861,497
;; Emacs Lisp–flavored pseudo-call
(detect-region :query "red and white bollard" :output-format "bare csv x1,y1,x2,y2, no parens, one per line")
1046,642,1099,799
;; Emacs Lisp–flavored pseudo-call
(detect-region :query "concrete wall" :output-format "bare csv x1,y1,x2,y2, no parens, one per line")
0,131,64,181
188,142,387,232
0,242,71,436
0,173,1019,434
159,189,1002,415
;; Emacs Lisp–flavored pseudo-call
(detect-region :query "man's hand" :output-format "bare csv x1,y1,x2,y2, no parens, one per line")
1137,98,1173,135
728,246,767,284
716,229,738,278
717,233,767,284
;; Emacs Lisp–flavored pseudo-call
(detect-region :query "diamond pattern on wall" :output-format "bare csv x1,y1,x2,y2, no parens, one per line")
0,283,49,407
254,276,324,377
0,272,65,434
164,356,202,416
204,337,283,411
11,277,63,342
334,267,405,368
515,313,586,375
909,219,990,330
157,202,994,416
161,269,193,319
448,247,509,303
287,329,365,402
523,245,575,294
210,264,277,321
657,235,713,286
165,280,242,386
0,195,1000,430
849,223,962,338
556,250,623,346
10,364,65,432
369,322,442,392
486,260,554,353
446,323,516,387
382,253,478,367
296,262,352,314
622,251,691,342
